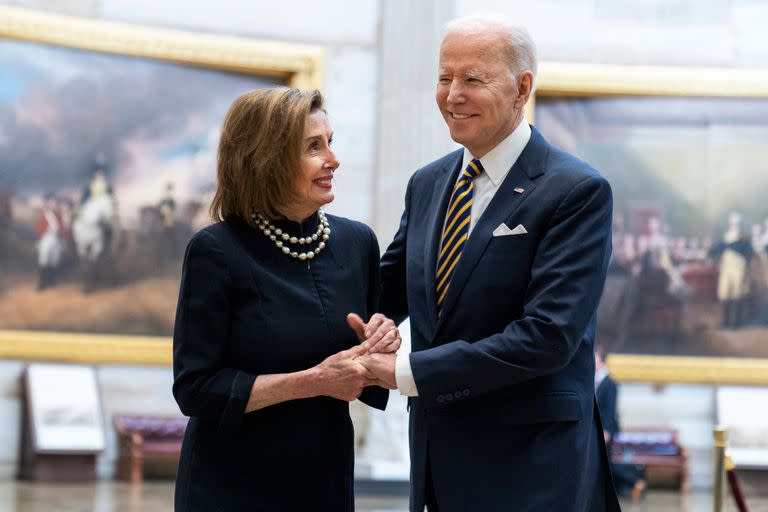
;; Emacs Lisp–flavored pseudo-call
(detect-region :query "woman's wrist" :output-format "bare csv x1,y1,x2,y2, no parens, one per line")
299,367,324,398
245,368,321,412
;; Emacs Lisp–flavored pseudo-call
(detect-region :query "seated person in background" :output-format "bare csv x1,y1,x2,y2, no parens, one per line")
595,347,647,502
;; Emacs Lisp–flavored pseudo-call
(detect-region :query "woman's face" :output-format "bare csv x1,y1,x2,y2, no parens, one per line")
291,110,339,217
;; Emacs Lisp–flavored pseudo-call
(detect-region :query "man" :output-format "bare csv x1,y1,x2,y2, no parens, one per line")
595,347,646,502
594,347,619,441
158,182,177,229
709,212,753,328
36,194,64,290
357,14,620,511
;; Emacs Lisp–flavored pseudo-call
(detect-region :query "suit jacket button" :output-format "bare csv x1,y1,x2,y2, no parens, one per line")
463,389,470,397
454,391,462,399
437,395,445,403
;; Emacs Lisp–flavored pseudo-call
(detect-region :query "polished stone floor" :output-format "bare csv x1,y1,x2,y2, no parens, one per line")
1,482,767,511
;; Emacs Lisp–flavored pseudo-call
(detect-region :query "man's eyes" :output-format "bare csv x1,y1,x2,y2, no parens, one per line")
438,76,482,83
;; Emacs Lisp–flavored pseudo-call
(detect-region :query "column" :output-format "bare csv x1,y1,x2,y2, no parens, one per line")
372,0,456,247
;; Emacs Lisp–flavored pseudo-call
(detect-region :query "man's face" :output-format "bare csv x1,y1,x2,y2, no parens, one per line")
436,29,524,158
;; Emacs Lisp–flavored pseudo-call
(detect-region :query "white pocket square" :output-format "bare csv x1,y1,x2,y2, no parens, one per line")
493,223,527,237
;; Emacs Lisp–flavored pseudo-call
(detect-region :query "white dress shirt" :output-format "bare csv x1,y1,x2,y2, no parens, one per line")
395,121,533,396
594,367,609,391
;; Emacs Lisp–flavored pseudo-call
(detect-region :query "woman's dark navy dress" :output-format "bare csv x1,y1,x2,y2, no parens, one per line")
172,213,388,511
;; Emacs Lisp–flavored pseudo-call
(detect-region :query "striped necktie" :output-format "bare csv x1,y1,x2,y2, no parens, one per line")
436,158,483,312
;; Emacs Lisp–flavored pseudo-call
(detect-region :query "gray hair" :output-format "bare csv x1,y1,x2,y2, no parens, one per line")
444,13,538,82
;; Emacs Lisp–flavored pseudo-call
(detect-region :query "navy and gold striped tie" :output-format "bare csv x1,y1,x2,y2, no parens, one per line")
436,159,483,312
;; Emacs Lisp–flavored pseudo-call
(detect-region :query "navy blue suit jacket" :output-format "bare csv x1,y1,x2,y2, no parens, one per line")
380,127,621,512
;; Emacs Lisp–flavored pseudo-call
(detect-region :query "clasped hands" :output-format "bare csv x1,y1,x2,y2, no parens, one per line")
314,313,399,402
350,312,399,390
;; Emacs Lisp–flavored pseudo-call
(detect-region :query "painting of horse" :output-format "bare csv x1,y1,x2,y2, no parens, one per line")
0,38,278,336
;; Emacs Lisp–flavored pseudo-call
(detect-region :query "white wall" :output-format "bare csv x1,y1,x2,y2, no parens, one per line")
455,0,768,68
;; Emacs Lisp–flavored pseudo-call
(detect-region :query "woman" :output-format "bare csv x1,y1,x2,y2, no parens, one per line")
172,87,399,511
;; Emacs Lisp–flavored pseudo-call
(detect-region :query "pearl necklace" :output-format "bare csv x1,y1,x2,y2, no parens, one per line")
252,211,330,261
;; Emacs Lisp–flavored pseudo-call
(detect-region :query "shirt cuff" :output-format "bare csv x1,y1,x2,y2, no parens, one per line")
395,353,419,397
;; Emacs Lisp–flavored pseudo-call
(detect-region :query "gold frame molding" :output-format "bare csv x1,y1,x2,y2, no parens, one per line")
0,6,324,89
531,61,768,385
0,6,324,366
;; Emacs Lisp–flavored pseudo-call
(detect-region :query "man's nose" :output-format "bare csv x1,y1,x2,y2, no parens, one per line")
446,79,465,103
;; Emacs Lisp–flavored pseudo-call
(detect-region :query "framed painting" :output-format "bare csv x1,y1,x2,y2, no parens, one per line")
0,6,324,364
531,62,768,384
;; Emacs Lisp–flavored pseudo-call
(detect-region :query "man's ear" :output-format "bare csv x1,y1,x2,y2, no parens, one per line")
515,70,534,109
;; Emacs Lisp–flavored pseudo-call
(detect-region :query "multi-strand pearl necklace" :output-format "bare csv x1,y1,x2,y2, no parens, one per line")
252,211,330,261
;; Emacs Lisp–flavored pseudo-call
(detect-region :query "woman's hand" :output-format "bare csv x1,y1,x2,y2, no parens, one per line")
312,344,374,401
347,313,402,354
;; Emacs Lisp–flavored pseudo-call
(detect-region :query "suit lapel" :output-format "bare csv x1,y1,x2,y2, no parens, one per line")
434,127,550,333
424,151,463,331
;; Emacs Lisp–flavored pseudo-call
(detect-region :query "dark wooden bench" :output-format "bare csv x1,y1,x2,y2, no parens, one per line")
611,429,689,492
114,415,187,482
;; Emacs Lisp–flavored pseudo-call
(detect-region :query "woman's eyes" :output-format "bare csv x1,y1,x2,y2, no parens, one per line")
308,139,331,152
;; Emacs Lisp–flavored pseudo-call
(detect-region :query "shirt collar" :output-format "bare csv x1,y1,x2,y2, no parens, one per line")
462,120,532,186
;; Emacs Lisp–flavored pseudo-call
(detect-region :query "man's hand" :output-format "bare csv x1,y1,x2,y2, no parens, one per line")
356,352,397,390
347,312,401,353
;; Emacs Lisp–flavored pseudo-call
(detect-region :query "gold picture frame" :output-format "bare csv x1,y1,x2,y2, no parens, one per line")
531,62,768,385
0,6,324,366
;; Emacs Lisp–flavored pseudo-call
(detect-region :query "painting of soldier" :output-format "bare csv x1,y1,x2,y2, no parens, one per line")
537,95,768,359
35,193,67,291
709,212,755,329
0,39,277,336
